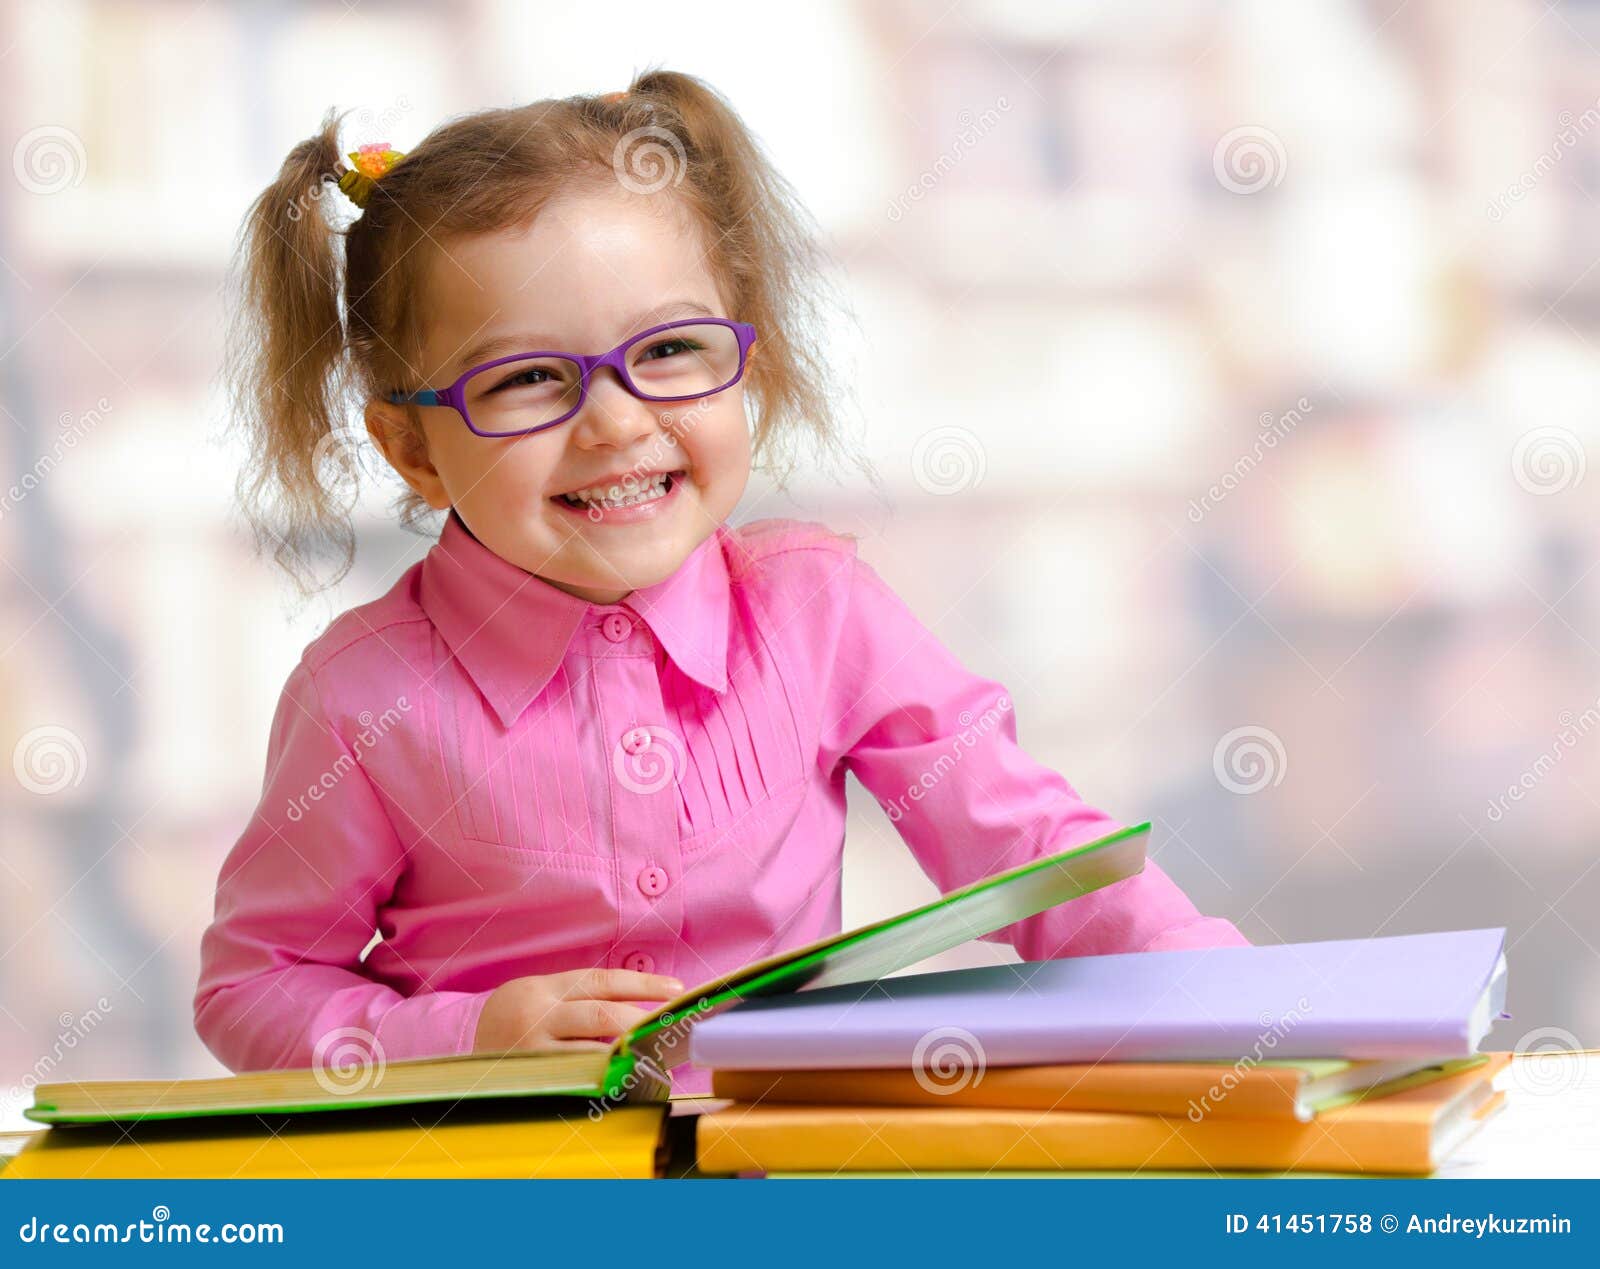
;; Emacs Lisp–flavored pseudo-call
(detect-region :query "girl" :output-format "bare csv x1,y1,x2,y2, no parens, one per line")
195,70,1245,1096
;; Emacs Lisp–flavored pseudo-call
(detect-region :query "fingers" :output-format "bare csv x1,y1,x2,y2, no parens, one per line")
530,1038,612,1054
550,968,684,1002
481,970,688,1050
489,1025,611,1055
545,998,653,1041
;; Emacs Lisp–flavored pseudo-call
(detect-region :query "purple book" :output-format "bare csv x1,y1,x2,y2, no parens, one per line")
688,928,1509,1068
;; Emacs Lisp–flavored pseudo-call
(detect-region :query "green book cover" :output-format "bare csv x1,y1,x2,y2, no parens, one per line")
26,822,1150,1124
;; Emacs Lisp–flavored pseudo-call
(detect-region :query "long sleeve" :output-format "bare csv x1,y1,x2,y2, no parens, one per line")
819,554,1248,959
194,660,491,1073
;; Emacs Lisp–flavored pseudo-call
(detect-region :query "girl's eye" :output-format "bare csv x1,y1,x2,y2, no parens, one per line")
638,338,705,362
489,366,553,393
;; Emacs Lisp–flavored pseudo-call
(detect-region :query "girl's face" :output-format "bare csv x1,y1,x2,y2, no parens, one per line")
366,186,752,604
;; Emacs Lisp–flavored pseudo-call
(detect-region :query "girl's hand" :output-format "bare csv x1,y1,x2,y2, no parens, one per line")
472,968,685,1053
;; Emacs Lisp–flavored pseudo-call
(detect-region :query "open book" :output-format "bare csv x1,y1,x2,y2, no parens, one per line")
25,822,1149,1125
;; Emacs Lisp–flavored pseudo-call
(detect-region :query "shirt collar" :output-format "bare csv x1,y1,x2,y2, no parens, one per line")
419,509,731,728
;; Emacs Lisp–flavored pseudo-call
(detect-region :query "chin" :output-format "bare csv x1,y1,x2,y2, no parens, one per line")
612,537,699,587
550,535,686,595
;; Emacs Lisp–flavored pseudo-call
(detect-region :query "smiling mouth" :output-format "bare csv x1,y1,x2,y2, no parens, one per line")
552,470,685,511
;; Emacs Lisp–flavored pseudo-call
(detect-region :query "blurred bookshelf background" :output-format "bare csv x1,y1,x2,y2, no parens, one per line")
3,0,1598,1127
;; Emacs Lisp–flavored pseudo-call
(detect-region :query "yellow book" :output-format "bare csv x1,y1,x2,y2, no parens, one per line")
26,824,1148,1126
4,1102,667,1180
696,1055,1509,1176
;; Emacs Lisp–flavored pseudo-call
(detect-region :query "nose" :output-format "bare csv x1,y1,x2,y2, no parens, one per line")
570,367,659,450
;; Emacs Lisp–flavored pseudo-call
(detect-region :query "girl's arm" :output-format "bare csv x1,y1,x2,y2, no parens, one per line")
193,660,490,1072
819,553,1248,959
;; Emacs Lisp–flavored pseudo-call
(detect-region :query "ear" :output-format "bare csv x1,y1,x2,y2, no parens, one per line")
364,398,451,510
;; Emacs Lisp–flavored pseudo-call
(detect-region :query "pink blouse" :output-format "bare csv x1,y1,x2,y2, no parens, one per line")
194,510,1246,1094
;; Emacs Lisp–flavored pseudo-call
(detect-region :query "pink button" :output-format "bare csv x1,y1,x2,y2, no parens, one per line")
622,951,655,974
637,865,669,897
622,726,652,755
601,613,631,642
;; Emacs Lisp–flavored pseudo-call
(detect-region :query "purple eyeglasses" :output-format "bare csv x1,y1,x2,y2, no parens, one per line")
388,317,758,439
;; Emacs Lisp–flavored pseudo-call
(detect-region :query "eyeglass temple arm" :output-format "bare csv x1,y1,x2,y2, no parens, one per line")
388,389,442,406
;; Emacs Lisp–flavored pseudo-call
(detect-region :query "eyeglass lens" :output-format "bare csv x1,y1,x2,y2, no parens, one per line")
461,322,743,435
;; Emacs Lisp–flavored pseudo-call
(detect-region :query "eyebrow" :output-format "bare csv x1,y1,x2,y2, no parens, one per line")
448,300,718,373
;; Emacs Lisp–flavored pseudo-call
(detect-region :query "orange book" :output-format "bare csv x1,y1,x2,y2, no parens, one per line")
711,1057,1485,1121
697,1054,1508,1176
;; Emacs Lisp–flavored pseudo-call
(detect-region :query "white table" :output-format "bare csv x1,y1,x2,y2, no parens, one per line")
1436,1050,1600,1178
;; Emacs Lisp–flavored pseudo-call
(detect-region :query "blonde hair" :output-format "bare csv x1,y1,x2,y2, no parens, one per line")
225,69,863,596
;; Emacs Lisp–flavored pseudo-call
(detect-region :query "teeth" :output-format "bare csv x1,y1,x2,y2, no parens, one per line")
560,472,673,510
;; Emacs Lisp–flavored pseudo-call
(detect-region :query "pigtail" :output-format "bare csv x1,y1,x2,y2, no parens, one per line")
223,108,361,597
622,69,871,489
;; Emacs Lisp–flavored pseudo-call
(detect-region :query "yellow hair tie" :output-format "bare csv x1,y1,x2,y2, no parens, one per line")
336,142,406,209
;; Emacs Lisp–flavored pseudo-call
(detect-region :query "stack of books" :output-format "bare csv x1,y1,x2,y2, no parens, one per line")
7,823,1512,1180
689,928,1512,1177
9,824,1153,1179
